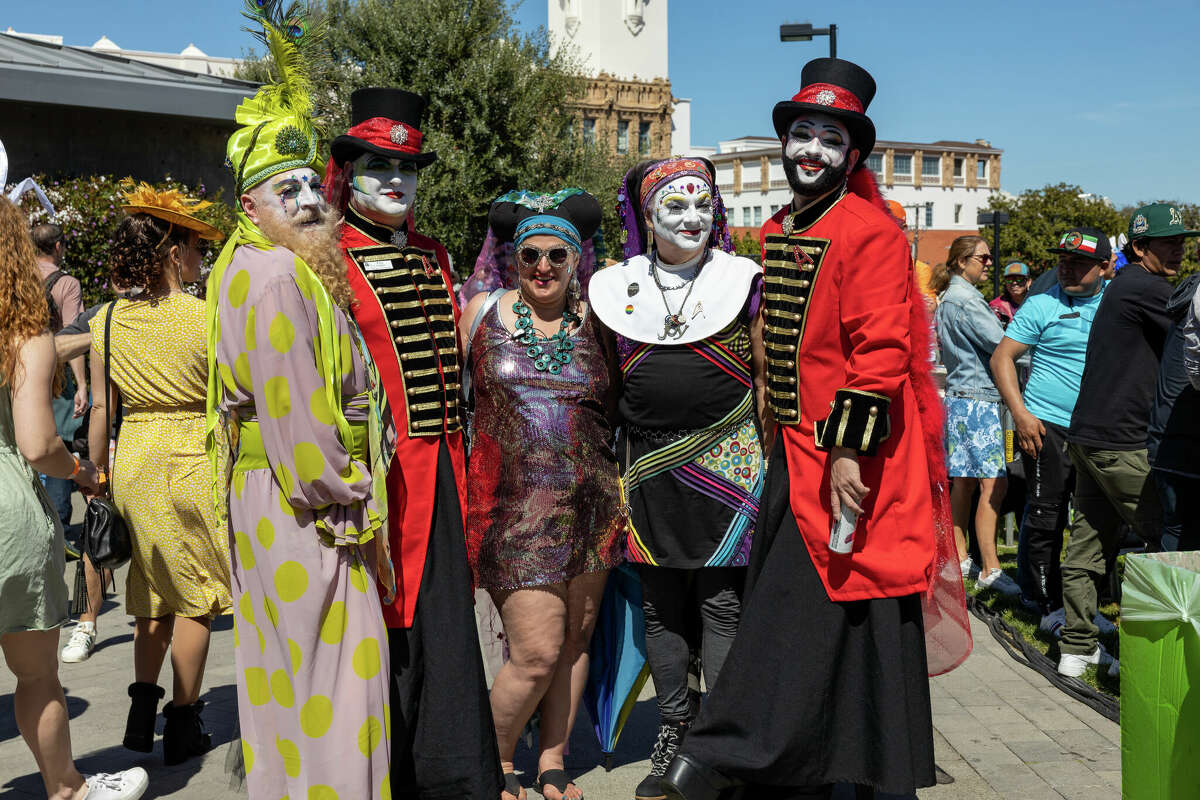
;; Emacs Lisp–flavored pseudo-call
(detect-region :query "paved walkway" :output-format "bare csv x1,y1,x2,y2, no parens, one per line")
0,563,1120,799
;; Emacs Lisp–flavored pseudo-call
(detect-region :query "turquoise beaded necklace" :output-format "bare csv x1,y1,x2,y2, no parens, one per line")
513,293,578,374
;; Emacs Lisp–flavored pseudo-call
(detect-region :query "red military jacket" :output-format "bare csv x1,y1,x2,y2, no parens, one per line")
760,189,935,601
341,206,467,628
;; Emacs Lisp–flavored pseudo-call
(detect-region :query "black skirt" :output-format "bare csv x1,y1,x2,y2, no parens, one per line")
388,440,504,799
678,436,935,795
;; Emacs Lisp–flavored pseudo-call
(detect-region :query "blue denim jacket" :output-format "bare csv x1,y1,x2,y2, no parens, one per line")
935,274,1005,401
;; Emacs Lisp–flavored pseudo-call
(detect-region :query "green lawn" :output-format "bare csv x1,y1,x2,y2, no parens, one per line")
965,545,1120,697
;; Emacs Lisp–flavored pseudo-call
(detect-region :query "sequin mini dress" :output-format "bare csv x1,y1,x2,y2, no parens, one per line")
466,303,624,591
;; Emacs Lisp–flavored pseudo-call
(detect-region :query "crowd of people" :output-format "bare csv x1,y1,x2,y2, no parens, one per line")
1,7,1196,800
925,209,1199,679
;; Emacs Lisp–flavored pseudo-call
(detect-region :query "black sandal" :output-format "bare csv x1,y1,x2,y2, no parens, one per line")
503,772,525,800
537,769,582,800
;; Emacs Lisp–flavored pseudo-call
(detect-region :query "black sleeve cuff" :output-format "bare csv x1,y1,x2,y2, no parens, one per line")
814,389,891,456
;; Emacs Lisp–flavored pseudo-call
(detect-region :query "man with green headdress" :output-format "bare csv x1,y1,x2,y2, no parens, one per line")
205,3,394,797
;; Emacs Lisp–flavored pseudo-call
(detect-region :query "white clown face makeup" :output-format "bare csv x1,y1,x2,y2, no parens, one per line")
649,177,714,263
349,153,418,226
246,167,328,231
783,114,852,188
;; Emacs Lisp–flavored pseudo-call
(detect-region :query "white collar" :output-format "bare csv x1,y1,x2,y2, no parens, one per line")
588,249,761,345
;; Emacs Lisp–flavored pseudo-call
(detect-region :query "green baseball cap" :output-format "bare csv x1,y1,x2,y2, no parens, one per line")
1127,203,1200,241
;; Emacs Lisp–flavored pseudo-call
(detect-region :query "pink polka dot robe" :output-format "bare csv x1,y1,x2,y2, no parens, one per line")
213,244,391,799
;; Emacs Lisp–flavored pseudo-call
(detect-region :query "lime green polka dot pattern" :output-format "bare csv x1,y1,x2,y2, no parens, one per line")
244,306,258,352
309,388,335,426
319,601,347,645
270,669,295,708
270,312,296,354
265,376,292,419
228,270,251,307
294,442,326,483
256,517,275,550
357,716,383,758
276,735,301,778
352,637,382,680
235,532,256,570
242,739,255,774
275,561,309,603
245,667,270,706
300,694,333,738
217,251,392,797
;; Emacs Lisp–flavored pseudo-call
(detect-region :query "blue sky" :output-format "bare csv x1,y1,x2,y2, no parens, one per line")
6,0,1198,206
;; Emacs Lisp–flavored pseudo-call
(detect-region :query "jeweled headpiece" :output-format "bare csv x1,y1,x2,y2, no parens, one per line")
226,0,327,194
617,157,733,259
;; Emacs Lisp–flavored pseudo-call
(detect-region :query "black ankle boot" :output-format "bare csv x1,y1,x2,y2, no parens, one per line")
635,719,692,800
123,682,164,752
661,753,742,800
162,699,212,765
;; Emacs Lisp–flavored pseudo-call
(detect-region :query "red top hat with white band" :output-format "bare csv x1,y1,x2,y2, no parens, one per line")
772,57,877,164
330,87,437,168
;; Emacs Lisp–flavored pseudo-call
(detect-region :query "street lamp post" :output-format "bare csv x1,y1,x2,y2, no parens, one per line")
904,203,922,262
977,210,1010,298
780,23,838,58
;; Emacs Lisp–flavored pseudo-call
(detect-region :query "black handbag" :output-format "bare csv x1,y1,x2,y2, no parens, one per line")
82,301,131,570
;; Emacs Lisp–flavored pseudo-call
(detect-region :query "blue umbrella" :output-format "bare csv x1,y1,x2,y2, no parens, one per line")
585,563,651,770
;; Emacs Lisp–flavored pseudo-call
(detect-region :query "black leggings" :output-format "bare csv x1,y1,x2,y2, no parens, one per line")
637,565,745,722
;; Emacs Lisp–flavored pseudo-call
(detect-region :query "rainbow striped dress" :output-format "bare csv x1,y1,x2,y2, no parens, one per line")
617,318,763,567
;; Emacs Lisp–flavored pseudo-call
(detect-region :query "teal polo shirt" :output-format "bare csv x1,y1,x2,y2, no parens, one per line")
1004,283,1105,428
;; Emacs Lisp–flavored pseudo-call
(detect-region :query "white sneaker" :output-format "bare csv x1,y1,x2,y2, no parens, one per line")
1039,607,1066,638
1057,645,1119,678
61,621,97,663
960,557,979,579
977,568,1021,596
81,768,149,799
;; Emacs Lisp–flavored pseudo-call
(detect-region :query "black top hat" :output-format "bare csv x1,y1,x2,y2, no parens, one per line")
772,58,877,165
489,191,602,246
330,87,437,168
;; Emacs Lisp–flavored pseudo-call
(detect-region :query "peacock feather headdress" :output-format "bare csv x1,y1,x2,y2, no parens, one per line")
226,0,328,194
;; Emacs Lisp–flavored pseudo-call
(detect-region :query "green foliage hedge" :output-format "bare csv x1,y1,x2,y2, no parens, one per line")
8,174,237,308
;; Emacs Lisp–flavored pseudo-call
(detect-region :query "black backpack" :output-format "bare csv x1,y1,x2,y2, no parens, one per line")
43,269,65,332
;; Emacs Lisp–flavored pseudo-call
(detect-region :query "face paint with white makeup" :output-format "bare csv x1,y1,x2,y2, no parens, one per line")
650,177,714,256
781,113,853,198
349,153,418,225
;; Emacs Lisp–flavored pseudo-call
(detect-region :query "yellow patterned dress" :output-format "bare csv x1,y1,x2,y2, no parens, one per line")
90,293,232,619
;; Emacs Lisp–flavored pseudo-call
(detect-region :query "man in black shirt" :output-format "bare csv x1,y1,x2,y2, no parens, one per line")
1058,203,1198,677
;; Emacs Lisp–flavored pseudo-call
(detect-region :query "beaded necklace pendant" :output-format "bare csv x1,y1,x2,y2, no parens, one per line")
513,296,578,374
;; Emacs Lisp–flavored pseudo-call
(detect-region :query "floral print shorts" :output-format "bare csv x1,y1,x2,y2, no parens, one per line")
944,396,1006,479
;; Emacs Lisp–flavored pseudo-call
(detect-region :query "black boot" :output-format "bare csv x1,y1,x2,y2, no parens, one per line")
162,699,212,766
635,719,691,800
123,682,164,752
661,753,742,800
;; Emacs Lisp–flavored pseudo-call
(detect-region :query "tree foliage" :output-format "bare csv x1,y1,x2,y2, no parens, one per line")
980,183,1127,280
237,0,632,274
8,175,236,307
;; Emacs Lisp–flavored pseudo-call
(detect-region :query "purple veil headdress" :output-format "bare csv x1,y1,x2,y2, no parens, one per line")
615,156,734,260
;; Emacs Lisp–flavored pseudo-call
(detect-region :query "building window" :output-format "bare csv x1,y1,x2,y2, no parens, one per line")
754,206,763,226
638,121,652,155
770,204,782,215
921,156,940,179
866,153,883,177
582,117,595,145
742,207,751,226
893,154,912,182
954,203,962,224
977,158,988,181
924,202,933,228
953,157,964,184
617,120,629,154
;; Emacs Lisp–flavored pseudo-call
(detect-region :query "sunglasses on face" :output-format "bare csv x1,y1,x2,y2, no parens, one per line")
1003,276,1029,284
971,253,993,265
517,245,572,268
